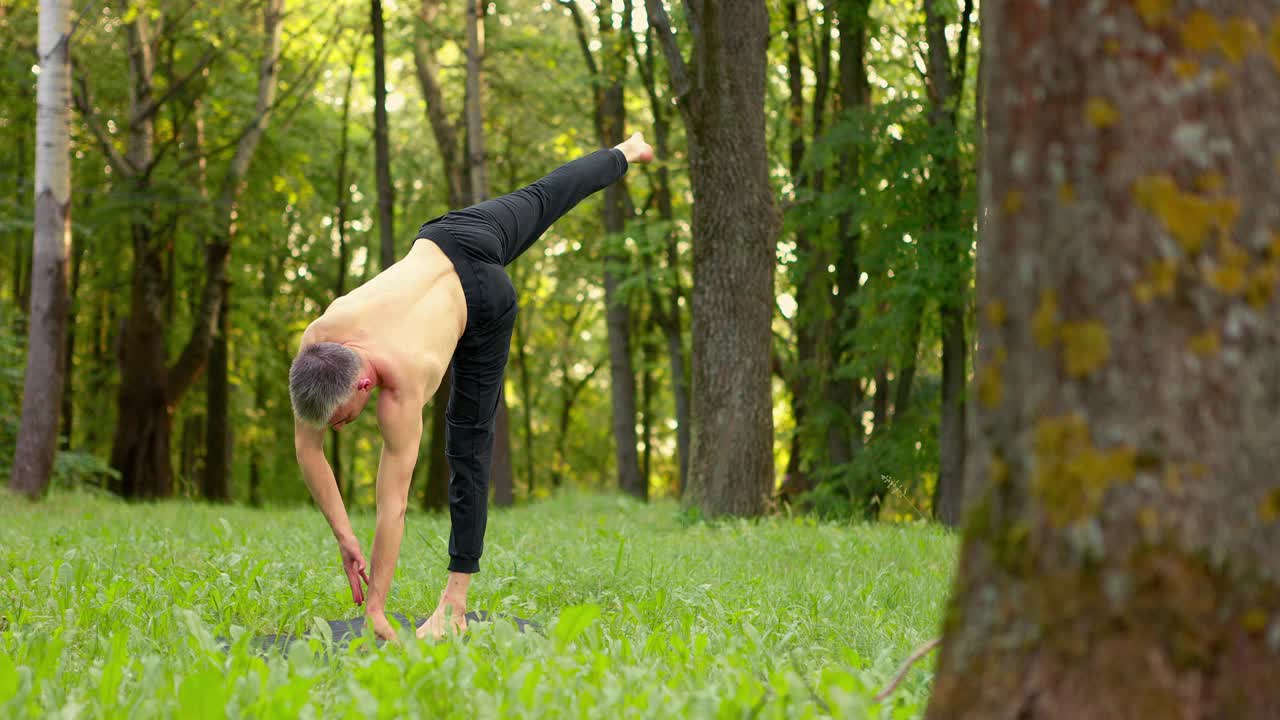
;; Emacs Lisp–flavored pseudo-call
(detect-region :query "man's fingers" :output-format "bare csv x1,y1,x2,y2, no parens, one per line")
348,569,364,605
359,568,370,586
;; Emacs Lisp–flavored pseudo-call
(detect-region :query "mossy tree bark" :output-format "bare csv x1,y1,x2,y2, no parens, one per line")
929,2,1280,716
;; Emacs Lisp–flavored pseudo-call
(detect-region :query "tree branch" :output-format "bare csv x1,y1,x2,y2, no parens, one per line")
131,46,220,124
169,0,287,400
873,638,941,703
71,69,135,177
643,0,692,106
952,0,974,101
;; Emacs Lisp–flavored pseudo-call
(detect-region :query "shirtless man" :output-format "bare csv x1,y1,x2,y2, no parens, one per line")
289,134,654,641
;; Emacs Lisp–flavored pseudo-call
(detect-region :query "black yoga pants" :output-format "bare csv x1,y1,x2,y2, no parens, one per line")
414,147,629,573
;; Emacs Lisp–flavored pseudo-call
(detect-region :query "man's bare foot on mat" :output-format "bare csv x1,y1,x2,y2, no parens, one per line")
417,572,470,640
367,609,399,644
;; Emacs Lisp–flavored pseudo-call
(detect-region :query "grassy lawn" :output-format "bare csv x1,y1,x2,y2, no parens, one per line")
0,491,956,718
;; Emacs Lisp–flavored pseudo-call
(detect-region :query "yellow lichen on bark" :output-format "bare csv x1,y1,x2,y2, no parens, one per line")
1133,175,1240,254
1242,608,1270,634
1086,98,1120,128
1219,18,1261,63
1003,190,1024,215
1205,239,1250,295
1032,414,1137,526
1188,329,1221,356
1135,258,1178,304
1032,290,1060,348
1060,321,1112,377
1196,172,1225,193
1180,11,1262,62
985,300,1007,327
1270,18,1280,71
1182,11,1222,52
1247,264,1279,307
1173,58,1201,79
1260,488,1280,521
977,347,1008,410
1135,0,1172,27
1057,182,1076,205
990,454,1009,486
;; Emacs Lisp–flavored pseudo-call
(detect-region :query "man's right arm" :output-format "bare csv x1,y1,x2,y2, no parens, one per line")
294,420,356,544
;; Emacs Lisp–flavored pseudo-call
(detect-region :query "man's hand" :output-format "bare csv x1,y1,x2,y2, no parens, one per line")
338,536,371,606
615,132,654,165
416,572,471,640
367,610,398,643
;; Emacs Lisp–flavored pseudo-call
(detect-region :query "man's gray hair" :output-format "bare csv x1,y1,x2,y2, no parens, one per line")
289,342,362,427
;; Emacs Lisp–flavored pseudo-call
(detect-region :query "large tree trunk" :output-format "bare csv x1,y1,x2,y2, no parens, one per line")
372,0,396,271
929,2,1280,716
647,0,780,516
10,0,72,499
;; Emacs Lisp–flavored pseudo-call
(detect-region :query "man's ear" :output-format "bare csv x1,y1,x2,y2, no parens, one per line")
357,378,374,392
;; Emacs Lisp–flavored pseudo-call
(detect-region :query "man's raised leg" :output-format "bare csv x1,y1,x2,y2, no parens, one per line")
468,134,654,265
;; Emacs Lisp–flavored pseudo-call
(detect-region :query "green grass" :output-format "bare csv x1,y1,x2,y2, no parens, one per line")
0,490,956,718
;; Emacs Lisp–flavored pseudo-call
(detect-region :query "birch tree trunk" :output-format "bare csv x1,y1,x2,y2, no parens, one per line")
10,0,72,499
930,2,1280,715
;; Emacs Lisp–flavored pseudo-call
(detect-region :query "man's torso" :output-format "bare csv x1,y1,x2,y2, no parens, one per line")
303,239,467,400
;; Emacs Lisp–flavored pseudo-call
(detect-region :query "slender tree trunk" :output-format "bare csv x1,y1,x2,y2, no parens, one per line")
511,266,536,496
412,0,466,508
327,37,361,503
893,309,921,421
248,451,262,507
11,0,72,499
463,0,513,504
413,0,467,209
595,2,644,499
826,0,872,480
372,0,395,271
923,0,972,527
492,388,514,507
202,284,231,502
423,367,450,510
635,22,690,495
647,0,780,516
929,3,1280,715
10,131,28,312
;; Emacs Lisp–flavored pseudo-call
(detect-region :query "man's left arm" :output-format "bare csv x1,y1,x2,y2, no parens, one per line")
363,386,425,638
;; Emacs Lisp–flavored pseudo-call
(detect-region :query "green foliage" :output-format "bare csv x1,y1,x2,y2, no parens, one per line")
0,492,955,718
777,1,979,519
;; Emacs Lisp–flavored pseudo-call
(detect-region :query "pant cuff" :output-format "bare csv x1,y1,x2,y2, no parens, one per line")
449,556,480,574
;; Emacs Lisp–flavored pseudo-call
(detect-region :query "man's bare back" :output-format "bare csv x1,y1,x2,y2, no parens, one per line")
301,239,467,409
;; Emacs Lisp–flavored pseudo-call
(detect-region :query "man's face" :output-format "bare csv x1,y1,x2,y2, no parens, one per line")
328,382,373,431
